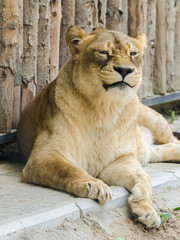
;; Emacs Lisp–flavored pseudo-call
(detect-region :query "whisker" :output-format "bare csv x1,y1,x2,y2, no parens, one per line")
141,77,161,94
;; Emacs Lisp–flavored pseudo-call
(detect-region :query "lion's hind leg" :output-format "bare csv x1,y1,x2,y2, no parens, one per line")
150,143,180,163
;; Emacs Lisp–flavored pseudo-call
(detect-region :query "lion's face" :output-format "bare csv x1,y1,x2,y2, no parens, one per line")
66,26,146,104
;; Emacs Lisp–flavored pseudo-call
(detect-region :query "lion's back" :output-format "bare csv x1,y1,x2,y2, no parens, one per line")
17,80,57,161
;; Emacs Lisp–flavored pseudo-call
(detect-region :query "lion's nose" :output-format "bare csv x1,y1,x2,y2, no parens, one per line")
113,66,134,79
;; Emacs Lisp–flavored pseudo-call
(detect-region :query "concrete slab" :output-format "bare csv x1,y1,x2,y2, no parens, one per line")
0,156,180,239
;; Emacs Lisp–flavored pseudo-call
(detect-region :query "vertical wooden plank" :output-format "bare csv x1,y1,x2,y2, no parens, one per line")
106,0,128,33
174,0,180,91
128,0,136,37
121,0,128,34
12,86,21,129
50,0,61,82
12,0,23,129
75,0,98,32
0,0,18,132
153,0,166,94
0,68,14,133
37,0,51,93
166,0,176,92
59,0,75,69
128,0,148,99
140,0,156,98
75,0,106,33
97,0,107,27
128,0,147,37
106,0,123,31
21,0,39,111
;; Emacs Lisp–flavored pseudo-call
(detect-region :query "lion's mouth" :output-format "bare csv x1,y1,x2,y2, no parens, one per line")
103,81,132,91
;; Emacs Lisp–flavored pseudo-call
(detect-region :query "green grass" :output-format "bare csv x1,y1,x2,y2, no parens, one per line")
166,109,180,123
154,206,172,221
155,206,180,221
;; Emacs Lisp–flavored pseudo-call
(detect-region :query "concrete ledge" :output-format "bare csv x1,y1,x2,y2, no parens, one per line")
0,203,80,238
1,163,180,239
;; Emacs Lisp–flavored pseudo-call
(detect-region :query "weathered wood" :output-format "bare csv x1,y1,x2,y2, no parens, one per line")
106,0,128,33
14,0,23,86
0,68,14,133
0,0,19,132
128,0,147,37
12,86,21,129
174,0,180,91
166,0,176,92
153,0,167,94
97,0,107,27
59,0,75,69
37,0,51,93
75,0,106,33
128,0,148,99
121,0,128,34
75,0,98,32
140,0,156,98
50,0,61,82
12,0,23,129
21,0,39,111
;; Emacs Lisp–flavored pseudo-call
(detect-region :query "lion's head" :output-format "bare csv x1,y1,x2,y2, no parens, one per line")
66,26,146,105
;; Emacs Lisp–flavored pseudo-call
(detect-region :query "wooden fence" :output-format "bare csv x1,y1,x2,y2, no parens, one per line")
0,0,180,134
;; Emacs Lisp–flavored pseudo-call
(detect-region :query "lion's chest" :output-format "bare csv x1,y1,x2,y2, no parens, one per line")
76,125,136,177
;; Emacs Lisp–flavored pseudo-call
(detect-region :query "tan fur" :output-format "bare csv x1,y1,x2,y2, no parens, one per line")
17,26,180,228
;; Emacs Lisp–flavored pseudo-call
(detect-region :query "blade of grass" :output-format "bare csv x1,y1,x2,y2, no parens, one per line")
174,207,180,211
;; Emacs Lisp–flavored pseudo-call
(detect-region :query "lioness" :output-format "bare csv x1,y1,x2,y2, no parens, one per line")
17,26,180,228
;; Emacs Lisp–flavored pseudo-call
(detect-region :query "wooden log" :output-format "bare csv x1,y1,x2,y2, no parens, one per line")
21,0,39,111
166,0,176,92
128,0,147,37
14,0,23,86
75,0,106,33
0,68,14,133
0,0,19,132
37,0,51,93
12,0,23,129
128,0,148,99
50,0,61,82
97,0,107,27
153,0,167,94
174,0,180,91
121,0,128,34
75,0,98,32
106,0,128,33
140,0,156,98
12,85,21,129
59,0,75,69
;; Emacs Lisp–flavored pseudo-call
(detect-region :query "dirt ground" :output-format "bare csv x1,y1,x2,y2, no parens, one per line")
11,206,180,240
10,183,180,240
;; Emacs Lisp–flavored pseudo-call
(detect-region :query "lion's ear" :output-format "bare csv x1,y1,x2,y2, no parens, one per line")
66,26,87,55
135,34,146,50
131,33,146,53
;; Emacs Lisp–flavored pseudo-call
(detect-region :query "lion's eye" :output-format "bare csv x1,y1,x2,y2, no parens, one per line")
98,50,109,56
130,52,138,57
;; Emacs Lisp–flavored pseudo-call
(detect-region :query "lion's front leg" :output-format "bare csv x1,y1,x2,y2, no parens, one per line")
22,147,112,204
98,157,161,228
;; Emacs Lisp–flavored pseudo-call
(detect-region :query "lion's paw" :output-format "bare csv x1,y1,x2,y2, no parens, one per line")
138,209,161,228
128,196,161,228
70,178,112,204
86,179,112,204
